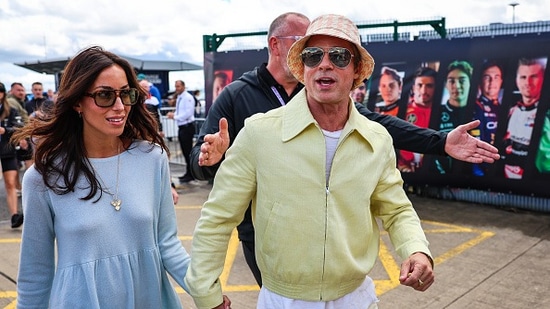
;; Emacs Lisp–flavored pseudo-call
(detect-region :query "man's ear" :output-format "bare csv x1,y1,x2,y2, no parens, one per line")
354,61,362,80
351,62,363,90
268,36,282,57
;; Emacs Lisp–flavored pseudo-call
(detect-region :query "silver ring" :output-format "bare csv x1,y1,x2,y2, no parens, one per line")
418,278,424,286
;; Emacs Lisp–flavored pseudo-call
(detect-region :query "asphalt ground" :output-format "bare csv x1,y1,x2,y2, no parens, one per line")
0,163,549,308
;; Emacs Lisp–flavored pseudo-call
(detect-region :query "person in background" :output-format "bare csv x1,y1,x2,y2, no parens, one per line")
190,12,500,287
137,80,180,201
535,108,550,174
137,73,162,103
139,79,163,135
7,82,32,196
398,66,438,172
435,60,473,174
471,60,503,176
6,93,28,197
47,89,55,101
6,82,30,132
25,81,55,173
13,46,227,309
8,82,28,110
185,14,434,308
350,80,367,104
374,66,403,117
6,96,28,124
192,89,202,117
167,80,196,183
212,71,230,103
25,81,54,119
440,60,473,133
191,12,311,285
0,82,23,228
503,57,546,179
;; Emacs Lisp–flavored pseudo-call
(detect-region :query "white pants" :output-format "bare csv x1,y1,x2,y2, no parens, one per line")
257,276,379,309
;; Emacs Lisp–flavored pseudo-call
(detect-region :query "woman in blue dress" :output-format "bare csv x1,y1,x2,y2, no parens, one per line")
13,46,229,309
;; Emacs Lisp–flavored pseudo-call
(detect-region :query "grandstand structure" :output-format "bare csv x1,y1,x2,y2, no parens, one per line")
204,18,550,52
418,20,550,40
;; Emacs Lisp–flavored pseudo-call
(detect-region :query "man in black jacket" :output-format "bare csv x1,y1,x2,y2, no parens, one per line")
190,12,500,286
25,82,54,119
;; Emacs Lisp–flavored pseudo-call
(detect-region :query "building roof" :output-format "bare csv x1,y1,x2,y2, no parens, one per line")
14,55,202,75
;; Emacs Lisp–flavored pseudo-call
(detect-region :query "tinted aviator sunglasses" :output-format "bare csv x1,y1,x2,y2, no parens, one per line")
84,88,139,107
301,47,354,68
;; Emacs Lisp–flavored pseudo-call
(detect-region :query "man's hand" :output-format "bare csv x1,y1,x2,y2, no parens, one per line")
212,295,231,309
399,252,434,292
445,120,500,163
199,118,230,166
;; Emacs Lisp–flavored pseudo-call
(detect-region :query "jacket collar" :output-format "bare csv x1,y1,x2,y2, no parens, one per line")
281,88,376,144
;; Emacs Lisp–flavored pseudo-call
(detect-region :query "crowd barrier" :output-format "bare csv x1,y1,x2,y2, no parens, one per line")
159,106,205,165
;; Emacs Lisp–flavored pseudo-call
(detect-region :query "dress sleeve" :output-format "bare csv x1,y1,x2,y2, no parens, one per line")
156,153,191,293
17,167,56,308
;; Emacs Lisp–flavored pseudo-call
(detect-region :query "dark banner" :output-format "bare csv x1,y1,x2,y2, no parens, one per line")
203,49,268,113
206,33,550,198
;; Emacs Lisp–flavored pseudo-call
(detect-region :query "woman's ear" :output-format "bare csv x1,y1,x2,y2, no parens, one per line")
73,103,81,114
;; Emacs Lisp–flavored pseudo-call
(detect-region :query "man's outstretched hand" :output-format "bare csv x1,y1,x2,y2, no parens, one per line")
445,120,500,164
198,118,230,166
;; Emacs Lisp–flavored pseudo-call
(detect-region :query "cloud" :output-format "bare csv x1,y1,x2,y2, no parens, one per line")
0,0,548,93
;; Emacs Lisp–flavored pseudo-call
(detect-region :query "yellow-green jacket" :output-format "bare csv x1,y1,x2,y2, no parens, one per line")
185,89,431,309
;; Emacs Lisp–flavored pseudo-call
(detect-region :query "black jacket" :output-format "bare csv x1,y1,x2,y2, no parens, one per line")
25,97,53,117
0,104,21,158
190,63,447,241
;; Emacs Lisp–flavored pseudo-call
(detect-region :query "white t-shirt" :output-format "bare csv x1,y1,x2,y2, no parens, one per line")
322,129,342,184
257,276,379,309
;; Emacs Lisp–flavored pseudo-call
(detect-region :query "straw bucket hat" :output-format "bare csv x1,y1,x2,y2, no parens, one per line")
287,14,375,89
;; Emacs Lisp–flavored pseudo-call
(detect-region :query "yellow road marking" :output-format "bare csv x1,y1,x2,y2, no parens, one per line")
0,219,495,307
376,240,403,295
0,292,16,309
0,239,20,244
373,219,495,295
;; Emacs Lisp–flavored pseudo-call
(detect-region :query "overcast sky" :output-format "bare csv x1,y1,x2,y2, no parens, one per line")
0,0,546,94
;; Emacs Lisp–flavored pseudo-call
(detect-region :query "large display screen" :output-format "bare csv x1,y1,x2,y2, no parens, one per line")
204,33,550,197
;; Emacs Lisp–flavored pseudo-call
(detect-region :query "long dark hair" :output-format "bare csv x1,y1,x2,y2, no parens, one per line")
0,82,11,121
12,46,168,201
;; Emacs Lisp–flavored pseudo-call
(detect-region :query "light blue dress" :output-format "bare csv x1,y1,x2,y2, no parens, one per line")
17,140,190,309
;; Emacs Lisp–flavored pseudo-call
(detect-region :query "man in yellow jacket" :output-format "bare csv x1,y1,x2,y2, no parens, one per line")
185,14,434,309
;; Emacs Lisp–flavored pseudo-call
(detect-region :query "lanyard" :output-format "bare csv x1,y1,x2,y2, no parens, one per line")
271,86,286,106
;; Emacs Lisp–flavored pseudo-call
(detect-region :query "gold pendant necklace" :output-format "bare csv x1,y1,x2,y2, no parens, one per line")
94,144,122,211
110,149,122,211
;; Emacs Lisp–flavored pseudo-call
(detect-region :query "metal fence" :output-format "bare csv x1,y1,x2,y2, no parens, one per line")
418,20,550,40
159,106,205,165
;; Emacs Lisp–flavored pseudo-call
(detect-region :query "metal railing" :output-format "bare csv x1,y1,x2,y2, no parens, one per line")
159,106,205,165
417,20,550,40
203,18,446,52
